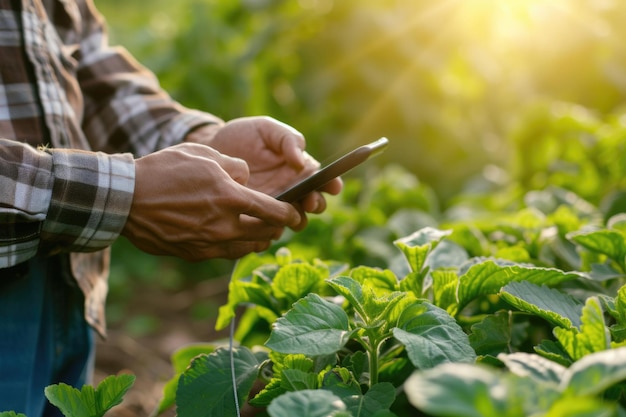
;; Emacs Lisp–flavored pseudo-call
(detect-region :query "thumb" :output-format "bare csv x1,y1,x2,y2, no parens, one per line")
218,154,250,185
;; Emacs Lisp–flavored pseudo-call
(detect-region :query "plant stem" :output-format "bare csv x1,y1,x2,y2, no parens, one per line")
367,337,380,387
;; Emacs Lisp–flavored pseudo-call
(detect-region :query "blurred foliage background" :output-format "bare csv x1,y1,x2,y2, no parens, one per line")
94,0,626,335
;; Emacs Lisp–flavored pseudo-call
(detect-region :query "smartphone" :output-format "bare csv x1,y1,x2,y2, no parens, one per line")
275,137,389,202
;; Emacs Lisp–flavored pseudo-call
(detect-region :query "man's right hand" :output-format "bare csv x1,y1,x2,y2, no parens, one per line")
120,143,303,261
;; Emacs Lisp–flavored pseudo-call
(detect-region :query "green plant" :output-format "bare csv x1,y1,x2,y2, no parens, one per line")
161,203,626,416
0,375,135,417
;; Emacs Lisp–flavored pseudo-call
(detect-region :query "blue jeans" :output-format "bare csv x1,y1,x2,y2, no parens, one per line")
0,257,95,417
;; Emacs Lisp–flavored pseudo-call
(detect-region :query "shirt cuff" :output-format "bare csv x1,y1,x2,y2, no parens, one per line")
39,148,135,255
137,109,224,156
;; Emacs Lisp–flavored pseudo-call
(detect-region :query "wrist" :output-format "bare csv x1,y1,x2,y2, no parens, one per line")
184,123,224,146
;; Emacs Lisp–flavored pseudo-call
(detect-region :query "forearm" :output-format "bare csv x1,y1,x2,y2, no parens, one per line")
0,140,134,267
77,1,223,155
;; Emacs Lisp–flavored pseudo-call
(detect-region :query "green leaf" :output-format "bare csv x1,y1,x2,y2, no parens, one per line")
272,263,324,302
45,384,93,417
534,339,573,366
320,367,362,399
266,293,352,356
156,377,179,416
561,346,626,397
0,412,27,417
394,300,476,369
614,284,626,324
349,266,398,292
430,269,459,313
545,397,616,417
427,240,469,271
405,363,521,417
327,276,367,319
609,285,626,342
469,311,519,356
215,254,280,330
568,229,626,266
340,382,396,417
176,347,261,417
267,390,348,417
44,374,135,417
216,280,276,330
342,351,368,384
327,276,405,329
394,228,452,274
281,369,318,391
171,343,217,374
454,259,582,316
554,296,610,360
251,353,317,407
498,352,566,385
500,281,583,329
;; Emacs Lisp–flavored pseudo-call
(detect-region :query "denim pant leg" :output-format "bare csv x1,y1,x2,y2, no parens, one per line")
0,257,95,417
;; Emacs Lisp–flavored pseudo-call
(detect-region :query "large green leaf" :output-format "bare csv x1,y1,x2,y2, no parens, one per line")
454,259,582,315
406,361,564,417
176,347,261,417
405,363,522,417
500,281,583,329
498,352,566,385
393,300,476,369
158,341,221,414
265,293,352,355
553,296,610,360
44,374,135,417
561,346,626,397
267,390,349,417
0,413,27,417
568,229,626,266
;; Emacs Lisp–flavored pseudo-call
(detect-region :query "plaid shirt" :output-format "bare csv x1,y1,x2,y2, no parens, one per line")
0,0,221,336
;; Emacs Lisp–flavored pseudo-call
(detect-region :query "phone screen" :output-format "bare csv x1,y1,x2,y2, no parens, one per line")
275,137,389,202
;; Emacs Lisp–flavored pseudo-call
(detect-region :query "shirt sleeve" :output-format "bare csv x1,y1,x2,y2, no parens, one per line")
0,139,134,268
75,0,224,157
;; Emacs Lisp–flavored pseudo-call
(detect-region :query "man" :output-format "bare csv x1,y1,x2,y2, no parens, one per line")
0,0,342,415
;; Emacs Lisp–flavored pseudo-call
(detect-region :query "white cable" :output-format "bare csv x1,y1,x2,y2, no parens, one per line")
230,317,241,417
229,260,241,417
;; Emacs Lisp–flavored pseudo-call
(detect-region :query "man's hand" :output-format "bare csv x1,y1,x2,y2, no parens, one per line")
186,116,343,213
121,143,304,261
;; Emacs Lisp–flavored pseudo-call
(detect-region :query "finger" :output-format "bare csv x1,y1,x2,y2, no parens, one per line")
319,176,343,195
301,192,326,214
236,215,286,240
215,154,250,185
297,176,342,213
238,188,303,229
257,116,307,169
181,142,251,185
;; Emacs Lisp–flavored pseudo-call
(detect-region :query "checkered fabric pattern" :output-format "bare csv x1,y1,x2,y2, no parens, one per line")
0,0,221,335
